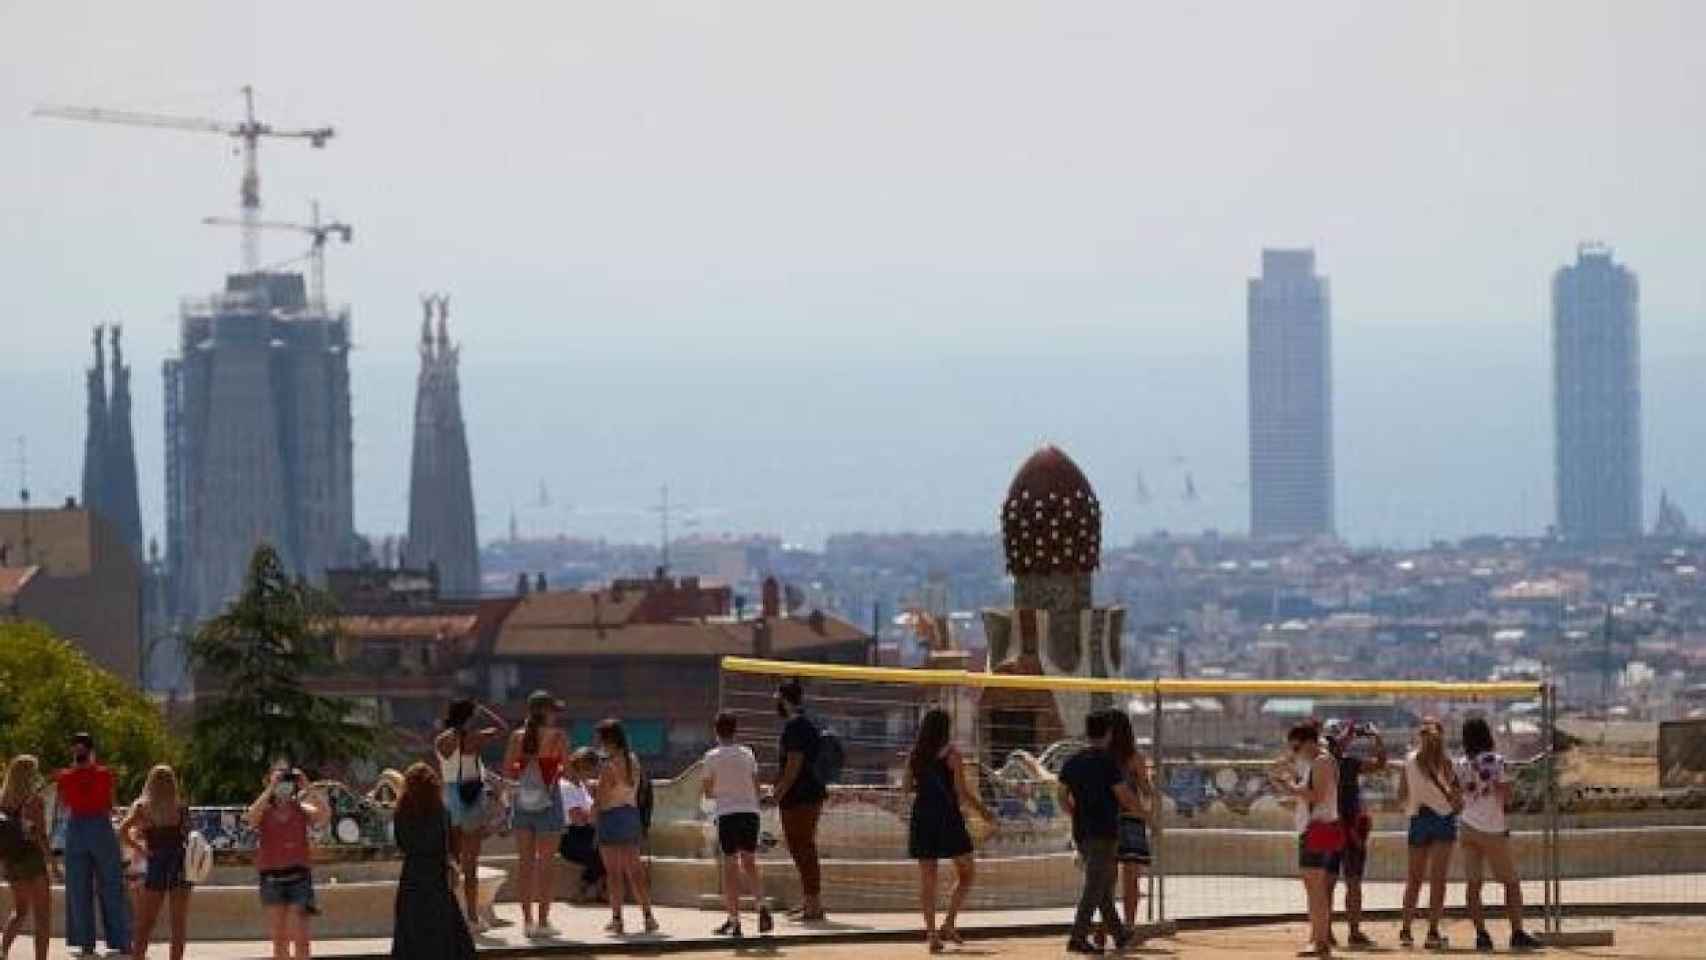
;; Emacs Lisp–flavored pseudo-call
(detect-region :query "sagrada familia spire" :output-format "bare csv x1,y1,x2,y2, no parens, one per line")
406,294,480,596
80,324,144,560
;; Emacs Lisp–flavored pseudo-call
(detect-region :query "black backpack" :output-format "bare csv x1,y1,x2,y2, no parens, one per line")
810,720,846,786
636,774,655,834
0,810,28,863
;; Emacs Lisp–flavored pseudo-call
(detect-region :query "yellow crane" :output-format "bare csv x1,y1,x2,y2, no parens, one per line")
202,201,352,311
34,86,334,273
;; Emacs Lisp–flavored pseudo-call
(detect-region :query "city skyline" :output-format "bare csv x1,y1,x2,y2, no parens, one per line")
3,2,1703,551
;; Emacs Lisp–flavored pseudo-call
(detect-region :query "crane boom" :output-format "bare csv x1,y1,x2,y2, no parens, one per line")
32,86,334,271
201,201,352,310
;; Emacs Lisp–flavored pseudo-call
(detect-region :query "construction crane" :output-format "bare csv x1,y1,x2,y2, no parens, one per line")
202,202,352,310
33,85,334,273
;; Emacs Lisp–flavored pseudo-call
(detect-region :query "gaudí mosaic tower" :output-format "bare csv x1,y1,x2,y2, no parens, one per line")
982,445,1124,754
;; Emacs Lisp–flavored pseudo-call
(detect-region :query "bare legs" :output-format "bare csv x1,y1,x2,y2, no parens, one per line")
721,850,763,926
1400,841,1455,943
3,876,51,960
1301,866,1331,955
1120,862,1144,937
167,888,190,960
1464,829,1526,937
451,826,484,929
918,859,940,948
600,843,654,932
917,856,975,950
514,828,560,931
266,904,309,960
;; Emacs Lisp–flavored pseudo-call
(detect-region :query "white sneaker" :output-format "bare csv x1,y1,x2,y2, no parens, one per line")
522,922,538,939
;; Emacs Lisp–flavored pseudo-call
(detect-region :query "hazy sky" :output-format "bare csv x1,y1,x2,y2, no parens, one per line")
2,2,1702,550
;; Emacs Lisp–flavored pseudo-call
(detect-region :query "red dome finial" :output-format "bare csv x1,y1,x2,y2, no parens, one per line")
1001,445,1101,576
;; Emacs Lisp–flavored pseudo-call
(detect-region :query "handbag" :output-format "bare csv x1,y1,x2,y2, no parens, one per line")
456,779,484,807
1302,820,1346,854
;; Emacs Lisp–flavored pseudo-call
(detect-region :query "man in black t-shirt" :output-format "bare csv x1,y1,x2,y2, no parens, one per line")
1058,710,1140,953
765,679,828,920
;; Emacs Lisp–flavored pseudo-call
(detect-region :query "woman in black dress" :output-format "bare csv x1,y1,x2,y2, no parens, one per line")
905,708,995,953
391,763,476,960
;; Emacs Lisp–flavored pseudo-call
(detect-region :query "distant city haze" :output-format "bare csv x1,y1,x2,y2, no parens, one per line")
2,2,1703,551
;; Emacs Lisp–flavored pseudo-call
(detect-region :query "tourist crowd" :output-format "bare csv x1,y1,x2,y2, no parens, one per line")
1,680,1540,960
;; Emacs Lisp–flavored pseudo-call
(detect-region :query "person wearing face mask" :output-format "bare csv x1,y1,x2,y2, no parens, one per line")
246,766,331,960
55,733,131,958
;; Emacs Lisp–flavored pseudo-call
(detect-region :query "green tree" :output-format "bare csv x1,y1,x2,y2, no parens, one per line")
187,544,378,801
0,621,179,797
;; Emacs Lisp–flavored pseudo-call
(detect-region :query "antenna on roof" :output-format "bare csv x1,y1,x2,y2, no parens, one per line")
12,436,31,564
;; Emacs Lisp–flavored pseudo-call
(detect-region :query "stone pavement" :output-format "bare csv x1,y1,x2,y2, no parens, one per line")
77,874,1706,959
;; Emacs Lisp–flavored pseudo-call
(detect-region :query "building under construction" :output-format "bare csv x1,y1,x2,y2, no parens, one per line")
164,271,355,620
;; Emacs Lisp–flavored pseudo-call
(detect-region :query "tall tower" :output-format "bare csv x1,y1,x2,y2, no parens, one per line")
406,294,480,596
1552,244,1641,542
104,325,144,559
1248,248,1335,540
80,326,109,519
167,271,354,619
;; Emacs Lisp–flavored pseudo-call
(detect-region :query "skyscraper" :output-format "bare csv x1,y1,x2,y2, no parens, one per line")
79,324,143,561
1552,244,1641,542
1247,248,1334,540
165,271,354,620
406,294,480,597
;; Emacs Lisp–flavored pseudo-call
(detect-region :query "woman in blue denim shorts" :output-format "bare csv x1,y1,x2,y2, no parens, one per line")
433,698,507,933
246,767,331,960
504,691,569,940
1398,720,1461,951
594,718,658,936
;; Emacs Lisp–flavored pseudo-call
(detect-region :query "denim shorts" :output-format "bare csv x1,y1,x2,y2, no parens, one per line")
597,805,644,847
257,868,317,913
443,781,489,829
512,797,566,835
1407,808,1458,848
1116,817,1152,865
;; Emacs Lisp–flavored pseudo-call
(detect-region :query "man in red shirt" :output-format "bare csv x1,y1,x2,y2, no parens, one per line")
55,732,131,956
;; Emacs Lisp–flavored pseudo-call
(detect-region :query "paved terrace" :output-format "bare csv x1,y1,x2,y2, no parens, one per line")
103,874,1704,959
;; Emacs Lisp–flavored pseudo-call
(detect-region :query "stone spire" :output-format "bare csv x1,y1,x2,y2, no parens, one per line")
406,293,480,597
104,324,144,559
80,325,109,519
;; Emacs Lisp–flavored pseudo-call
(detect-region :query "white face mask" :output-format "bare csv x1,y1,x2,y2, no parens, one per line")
273,781,297,801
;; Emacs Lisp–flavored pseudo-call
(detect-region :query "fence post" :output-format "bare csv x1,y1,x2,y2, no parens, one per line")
1542,680,1560,935
1151,685,1165,923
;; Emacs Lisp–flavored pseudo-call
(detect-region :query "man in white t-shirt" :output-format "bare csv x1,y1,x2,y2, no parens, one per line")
1456,717,1540,951
703,711,772,938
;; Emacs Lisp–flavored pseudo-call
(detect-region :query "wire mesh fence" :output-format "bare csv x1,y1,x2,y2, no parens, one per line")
719,656,1706,936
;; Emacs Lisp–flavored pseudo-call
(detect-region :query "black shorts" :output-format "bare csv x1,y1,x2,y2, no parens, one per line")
1299,834,1333,870
717,813,760,855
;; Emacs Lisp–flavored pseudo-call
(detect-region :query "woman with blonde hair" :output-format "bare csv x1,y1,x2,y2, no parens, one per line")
0,755,53,960
1398,719,1461,950
119,765,193,960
